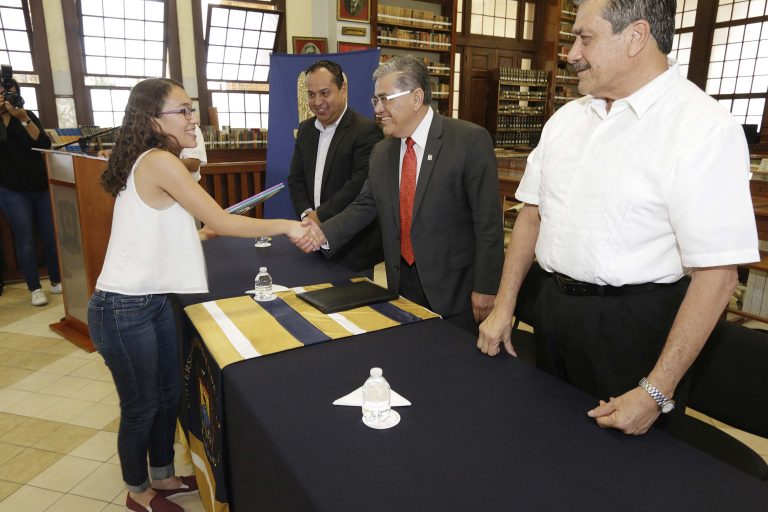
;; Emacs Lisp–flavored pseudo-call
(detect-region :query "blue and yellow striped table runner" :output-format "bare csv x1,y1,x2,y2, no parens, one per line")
184,279,440,368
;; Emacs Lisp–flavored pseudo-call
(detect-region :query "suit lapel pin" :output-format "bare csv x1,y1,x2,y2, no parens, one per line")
427,155,433,161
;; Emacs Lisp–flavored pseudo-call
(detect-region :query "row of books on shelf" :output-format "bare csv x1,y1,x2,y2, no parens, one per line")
377,4,451,30
499,105,545,115
495,131,541,148
498,68,548,85
377,28,451,49
44,126,269,152
501,90,548,101
556,67,579,81
427,64,451,76
381,54,450,75
496,116,544,129
495,148,530,160
561,0,577,16
432,82,450,96
199,126,268,149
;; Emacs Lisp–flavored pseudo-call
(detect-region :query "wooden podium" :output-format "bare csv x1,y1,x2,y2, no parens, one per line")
41,150,113,351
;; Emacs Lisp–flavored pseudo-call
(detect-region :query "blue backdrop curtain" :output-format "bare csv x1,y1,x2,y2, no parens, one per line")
264,48,381,219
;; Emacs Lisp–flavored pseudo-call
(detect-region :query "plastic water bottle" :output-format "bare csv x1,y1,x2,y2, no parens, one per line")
362,367,391,424
254,266,275,301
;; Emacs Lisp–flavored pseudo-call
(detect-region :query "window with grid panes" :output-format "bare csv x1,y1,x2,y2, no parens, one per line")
79,0,168,127
522,1,535,40
706,0,768,130
0,0,39,113
671,0,698,78
470,0,514,38
467,0,536,41
203,1,279,129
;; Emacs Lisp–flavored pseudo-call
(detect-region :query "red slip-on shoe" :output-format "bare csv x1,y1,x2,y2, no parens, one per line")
126,493,183,512
152,474,199,499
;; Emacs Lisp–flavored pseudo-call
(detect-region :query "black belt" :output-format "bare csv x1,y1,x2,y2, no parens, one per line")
553,273,677,297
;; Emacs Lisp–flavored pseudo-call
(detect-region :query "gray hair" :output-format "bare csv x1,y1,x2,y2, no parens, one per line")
575,0,675,54
372,55,432,105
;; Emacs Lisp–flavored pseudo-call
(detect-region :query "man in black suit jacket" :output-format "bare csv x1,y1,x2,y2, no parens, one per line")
287,60,383,272
299,56,504,334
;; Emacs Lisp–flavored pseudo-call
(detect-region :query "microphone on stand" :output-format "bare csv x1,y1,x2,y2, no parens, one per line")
53,126,120,153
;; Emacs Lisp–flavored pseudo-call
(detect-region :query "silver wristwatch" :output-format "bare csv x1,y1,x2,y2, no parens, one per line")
639,377,675,414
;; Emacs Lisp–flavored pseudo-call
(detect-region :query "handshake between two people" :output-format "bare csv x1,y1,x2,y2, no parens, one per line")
289,218,327,253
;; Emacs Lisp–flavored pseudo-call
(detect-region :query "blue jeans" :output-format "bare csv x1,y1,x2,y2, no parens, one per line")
0,186,60,290
87,290,180,493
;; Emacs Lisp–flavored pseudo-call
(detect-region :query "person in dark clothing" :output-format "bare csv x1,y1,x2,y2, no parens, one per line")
0,78,59,306
288,60,384,274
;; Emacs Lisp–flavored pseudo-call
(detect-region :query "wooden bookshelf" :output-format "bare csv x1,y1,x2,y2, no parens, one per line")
487,68,550,150
372,0,456,115
541,0,582,113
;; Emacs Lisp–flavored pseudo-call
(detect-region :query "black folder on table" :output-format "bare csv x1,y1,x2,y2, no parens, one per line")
296,281,397,314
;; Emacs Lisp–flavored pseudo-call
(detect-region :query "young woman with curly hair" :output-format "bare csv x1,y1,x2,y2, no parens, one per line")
88,78,315,512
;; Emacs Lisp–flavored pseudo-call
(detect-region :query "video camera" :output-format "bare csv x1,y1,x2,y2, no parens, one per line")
1,65,25,109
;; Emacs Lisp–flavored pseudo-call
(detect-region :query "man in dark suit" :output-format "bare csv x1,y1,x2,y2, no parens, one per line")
287,60,383,272
299,55,504,334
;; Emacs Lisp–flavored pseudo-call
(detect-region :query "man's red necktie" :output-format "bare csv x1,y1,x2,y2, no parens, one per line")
400,137,416,265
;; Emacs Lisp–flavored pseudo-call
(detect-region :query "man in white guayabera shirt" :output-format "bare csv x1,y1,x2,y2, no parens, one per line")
478,0,759,436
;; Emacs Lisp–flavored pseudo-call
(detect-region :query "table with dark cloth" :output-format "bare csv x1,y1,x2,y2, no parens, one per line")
180,235,359,304
223,318,768,512
175,235,358,511
178,236,768,511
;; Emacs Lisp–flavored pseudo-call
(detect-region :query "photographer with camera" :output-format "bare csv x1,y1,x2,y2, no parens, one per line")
0,66,60,306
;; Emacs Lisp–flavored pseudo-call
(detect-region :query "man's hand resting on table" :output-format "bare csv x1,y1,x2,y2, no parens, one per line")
587,387,661,435
477,306,518,357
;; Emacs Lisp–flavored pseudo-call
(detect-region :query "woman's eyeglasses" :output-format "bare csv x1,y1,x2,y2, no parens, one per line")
156,107,197,120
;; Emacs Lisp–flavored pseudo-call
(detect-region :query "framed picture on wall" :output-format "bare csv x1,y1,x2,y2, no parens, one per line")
338,0,370,23
337,42,370,53
292,37,328,55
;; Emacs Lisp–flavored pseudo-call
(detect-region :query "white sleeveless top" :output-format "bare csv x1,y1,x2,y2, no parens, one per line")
96,149,208,294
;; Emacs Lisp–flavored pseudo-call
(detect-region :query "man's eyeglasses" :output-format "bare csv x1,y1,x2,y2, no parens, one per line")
156,107,197,120
370,89,414,108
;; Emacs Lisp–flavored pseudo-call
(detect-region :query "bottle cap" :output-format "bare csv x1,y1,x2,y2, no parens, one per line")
259,266,267,272
370,367,382,378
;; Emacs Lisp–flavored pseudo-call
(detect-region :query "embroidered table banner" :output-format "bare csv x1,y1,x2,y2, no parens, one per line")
184,278,440,369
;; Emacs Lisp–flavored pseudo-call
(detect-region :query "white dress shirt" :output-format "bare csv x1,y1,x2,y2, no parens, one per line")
180,124,207,182
311,105,347,209
399,107,434,184
516,61,759,286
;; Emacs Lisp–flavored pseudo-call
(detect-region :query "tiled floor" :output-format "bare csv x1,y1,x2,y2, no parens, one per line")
1,279,767,512
0,282,204,512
